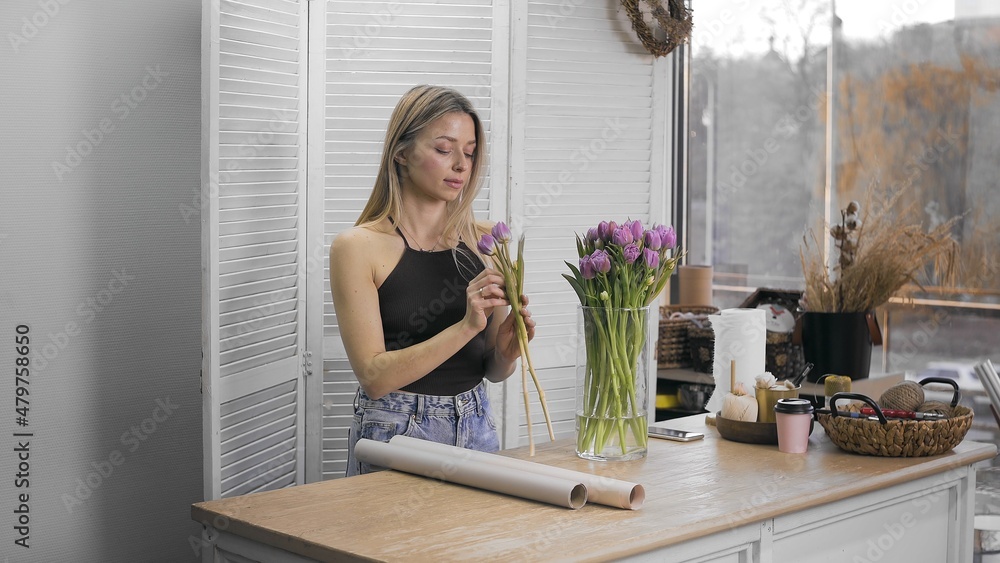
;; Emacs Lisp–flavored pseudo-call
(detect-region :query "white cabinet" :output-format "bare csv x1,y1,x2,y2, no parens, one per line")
771,469,970,563
623,468,973,563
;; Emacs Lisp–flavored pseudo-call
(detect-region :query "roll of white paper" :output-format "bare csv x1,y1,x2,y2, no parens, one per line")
974,360,1000,419
353,438,588,509
389,435,644,510
706,308,767,413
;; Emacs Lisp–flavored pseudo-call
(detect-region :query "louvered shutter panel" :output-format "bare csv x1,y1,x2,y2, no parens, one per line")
508,1,671,442
321,0,500,478
203,0,309,499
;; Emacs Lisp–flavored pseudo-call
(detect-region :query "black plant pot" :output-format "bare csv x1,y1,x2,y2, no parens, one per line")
800,311,881,383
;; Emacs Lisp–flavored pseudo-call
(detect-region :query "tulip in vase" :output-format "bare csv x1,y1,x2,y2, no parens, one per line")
564,220,681,461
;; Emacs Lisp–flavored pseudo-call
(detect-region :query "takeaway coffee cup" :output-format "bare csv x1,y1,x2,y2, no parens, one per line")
774,398,814,453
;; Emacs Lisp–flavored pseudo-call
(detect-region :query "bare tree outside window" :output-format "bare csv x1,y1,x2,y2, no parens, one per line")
685,1,1000,413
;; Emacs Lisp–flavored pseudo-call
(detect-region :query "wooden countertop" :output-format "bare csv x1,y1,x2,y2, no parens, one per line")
192,417,996,562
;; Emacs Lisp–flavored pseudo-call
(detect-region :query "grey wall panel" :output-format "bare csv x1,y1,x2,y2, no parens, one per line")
0,1,202,561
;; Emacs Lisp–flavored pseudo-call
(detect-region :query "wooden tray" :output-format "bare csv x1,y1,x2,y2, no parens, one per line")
715,412,815,445
715,413,778,445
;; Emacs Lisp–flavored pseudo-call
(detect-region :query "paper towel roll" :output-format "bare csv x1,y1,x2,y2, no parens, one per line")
678,265,714,306
705,308,767,412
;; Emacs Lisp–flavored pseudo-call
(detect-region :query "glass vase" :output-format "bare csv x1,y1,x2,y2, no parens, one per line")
575,305,650,461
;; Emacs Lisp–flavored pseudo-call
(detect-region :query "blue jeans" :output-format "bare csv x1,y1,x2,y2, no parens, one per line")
345,379,500,477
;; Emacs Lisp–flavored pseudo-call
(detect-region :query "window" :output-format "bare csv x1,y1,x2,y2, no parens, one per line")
683,1,1000,388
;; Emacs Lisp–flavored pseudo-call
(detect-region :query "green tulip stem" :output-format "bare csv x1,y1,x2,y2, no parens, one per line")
494,236,555,449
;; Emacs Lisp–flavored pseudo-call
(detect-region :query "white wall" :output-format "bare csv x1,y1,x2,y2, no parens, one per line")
0,1,203,561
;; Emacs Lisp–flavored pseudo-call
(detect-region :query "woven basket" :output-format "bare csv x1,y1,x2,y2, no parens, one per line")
687,323,715,373
657,305,718,369
765,330,805,380
818,379,972,457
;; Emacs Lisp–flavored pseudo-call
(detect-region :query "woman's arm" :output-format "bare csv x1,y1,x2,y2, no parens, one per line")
330,228,507,399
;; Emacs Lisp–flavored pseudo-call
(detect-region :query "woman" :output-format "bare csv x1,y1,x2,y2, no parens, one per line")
330,85,535,476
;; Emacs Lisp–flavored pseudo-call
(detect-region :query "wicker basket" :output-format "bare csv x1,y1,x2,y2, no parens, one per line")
818,379,973,457
657,305,718,369
687,323,715,373
765,330,806,381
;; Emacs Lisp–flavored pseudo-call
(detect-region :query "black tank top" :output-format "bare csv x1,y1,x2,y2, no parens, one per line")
378,227,489,396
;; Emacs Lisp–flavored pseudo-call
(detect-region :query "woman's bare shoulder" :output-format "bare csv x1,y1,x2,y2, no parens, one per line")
332,223,393,254
331,222,403,287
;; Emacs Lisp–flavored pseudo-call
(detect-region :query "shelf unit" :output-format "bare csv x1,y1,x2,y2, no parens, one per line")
655,368,713,421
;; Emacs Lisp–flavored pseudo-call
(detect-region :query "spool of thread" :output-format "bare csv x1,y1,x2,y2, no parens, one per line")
879,381,925,412
678,265,713,306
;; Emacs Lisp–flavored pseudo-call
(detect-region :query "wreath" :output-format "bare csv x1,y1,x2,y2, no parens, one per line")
620,0,693,58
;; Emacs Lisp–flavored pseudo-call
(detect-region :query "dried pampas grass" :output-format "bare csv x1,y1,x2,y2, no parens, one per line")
801,187,958,313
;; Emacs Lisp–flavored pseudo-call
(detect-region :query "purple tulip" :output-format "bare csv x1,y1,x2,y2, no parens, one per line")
477,234,495,255
597,221,611,242
655,224,677,250
643,230,662,251
491,221,511,242
612,226,633,246
579,255,596,279
628,219,643,240
591,249,611,274
623,243,640,264
585,227,599,244
605,221,618,242
643,247,659,269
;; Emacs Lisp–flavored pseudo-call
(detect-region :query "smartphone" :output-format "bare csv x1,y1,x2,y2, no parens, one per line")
647,426,704,442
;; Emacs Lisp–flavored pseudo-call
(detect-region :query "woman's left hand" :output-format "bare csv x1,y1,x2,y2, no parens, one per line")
495,295,534,364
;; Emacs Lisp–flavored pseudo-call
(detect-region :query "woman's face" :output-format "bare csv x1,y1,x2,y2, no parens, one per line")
396,111,477,203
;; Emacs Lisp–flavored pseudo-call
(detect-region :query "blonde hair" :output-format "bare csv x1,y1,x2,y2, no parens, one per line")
356,85,490,270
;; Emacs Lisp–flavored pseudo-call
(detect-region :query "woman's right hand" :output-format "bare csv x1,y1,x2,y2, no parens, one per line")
463,268,508,332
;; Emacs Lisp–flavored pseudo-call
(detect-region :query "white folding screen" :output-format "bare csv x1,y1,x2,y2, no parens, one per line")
202,0,675,485
202,0,315,499
201,0,673,482
320,0,505,478
505,1,672,445
309,0,672,478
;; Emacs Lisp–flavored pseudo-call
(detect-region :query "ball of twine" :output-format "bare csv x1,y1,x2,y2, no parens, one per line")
917,400,953,418
879,381,925,411
620,0,693,58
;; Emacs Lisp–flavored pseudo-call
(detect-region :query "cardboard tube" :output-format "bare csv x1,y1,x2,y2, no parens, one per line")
678,265,713,306
353,439,588,510
390,435,645,510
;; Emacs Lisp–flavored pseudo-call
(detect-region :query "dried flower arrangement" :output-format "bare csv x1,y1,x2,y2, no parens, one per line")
800,188,959,313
